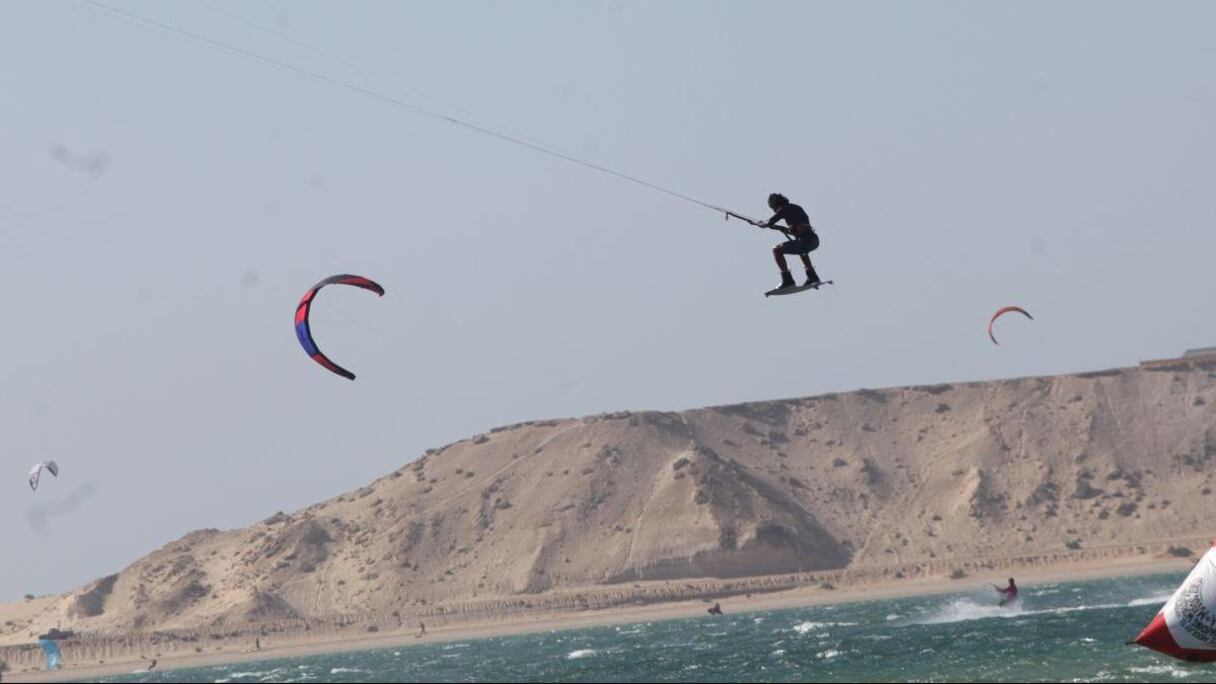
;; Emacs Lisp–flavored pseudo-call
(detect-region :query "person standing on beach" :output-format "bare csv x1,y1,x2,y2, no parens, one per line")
418,621,427,638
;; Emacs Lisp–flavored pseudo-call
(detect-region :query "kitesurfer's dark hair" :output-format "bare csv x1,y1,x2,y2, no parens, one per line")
768,193,789,207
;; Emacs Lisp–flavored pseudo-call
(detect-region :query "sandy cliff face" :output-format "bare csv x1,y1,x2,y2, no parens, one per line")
11,362,1216,635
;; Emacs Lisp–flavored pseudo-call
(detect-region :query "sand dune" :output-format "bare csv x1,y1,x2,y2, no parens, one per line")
2,360,1214,668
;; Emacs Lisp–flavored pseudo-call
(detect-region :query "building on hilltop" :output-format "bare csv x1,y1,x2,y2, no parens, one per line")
1141,347,1216,370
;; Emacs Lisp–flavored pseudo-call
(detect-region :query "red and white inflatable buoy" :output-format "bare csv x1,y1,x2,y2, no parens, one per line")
1134,542,1216,661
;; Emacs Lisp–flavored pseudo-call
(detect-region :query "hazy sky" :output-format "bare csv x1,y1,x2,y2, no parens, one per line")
2,0,1213,598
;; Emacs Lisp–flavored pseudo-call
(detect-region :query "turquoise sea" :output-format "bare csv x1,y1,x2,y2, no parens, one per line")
100,572,1212,683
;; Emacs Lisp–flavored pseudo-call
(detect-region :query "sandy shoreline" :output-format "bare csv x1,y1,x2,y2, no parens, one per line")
3,553,1193,683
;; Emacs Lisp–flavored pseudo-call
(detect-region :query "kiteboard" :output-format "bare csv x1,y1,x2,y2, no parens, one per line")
765,279,833,297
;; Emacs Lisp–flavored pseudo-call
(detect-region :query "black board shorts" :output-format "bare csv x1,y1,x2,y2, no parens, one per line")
777,231,819,255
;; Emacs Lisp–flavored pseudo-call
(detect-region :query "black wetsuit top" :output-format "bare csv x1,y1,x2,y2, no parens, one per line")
767,203,815,237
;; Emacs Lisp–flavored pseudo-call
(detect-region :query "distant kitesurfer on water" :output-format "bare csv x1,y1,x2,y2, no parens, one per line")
761,193,821,290
707,602,723,615
994,578,1018,607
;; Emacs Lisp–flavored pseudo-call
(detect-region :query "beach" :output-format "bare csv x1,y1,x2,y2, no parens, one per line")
2,549,1196,682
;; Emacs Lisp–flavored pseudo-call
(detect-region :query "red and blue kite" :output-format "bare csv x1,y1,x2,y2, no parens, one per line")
294,274,384,380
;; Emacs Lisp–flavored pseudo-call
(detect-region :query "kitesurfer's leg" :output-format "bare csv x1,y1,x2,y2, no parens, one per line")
798,254,821,286
796,233,822,286
773,244,796,289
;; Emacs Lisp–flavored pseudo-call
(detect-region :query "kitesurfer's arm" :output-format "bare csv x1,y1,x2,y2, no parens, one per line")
762,205,791,229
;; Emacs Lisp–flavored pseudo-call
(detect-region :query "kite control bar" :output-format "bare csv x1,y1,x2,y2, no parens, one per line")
724,210,792,239
723,210,765,227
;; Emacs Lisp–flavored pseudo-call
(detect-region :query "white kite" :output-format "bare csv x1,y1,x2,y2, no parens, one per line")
28,460,59,491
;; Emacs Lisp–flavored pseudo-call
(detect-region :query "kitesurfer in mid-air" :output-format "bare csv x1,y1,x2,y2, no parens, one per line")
762,193,821,290
994,578,1019,607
